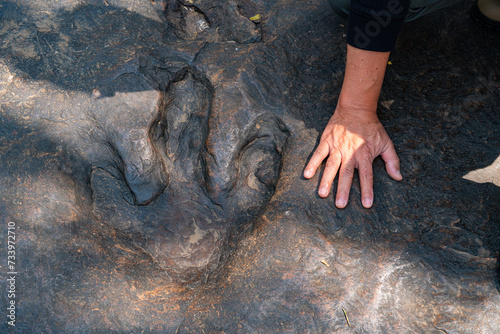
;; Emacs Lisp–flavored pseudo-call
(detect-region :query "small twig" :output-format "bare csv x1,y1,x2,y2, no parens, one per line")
342,308,351,327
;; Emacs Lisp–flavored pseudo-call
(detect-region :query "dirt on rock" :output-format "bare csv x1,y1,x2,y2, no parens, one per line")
0,0,499,332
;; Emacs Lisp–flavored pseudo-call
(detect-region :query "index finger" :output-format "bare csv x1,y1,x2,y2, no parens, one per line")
304,141,330,179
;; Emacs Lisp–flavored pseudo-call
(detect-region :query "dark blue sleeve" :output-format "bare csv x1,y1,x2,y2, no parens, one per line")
346,0,411,52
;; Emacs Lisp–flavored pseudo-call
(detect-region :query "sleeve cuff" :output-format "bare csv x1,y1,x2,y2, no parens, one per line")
346,2,409,52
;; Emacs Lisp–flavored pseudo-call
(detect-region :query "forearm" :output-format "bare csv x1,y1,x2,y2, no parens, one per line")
337,44,390,117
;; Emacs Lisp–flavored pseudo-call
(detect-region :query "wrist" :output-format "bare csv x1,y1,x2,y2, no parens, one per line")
336,93,379,121
337,90,378,112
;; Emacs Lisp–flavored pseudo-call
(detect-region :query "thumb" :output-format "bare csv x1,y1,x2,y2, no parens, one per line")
380,142,402,181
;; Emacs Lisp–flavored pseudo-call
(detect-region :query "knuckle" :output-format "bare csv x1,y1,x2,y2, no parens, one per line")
358,149,373,162
360,172,374,182
313,146,328,158
341,167,354,178
325,159,338,169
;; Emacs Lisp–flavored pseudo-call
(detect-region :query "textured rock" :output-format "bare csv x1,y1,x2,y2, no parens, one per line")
0,0,499,332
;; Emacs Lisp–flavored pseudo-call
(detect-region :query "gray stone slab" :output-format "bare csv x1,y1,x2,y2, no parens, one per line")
0,0,499,332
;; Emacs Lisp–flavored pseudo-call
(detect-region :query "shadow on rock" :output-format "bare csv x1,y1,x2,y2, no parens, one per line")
1,0,499,332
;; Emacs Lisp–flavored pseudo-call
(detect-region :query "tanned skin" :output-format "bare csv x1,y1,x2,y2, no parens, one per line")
304,44,402,209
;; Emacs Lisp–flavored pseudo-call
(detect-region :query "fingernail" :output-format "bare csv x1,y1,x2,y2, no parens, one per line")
304,169,312,178
336,199,346,208
362,198,372,208
319,187,328,197
397,170,402,177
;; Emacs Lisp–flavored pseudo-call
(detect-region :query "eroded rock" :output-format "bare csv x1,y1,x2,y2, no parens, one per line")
0,0,499,332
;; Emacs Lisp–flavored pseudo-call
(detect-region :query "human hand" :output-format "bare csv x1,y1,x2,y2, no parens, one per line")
303,106,402,209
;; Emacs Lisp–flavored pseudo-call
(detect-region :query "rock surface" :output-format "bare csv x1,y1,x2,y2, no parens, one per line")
0,0,499,332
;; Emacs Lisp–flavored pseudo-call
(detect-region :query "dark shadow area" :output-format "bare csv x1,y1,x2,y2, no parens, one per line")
0,0,176,92
496,258,500,294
